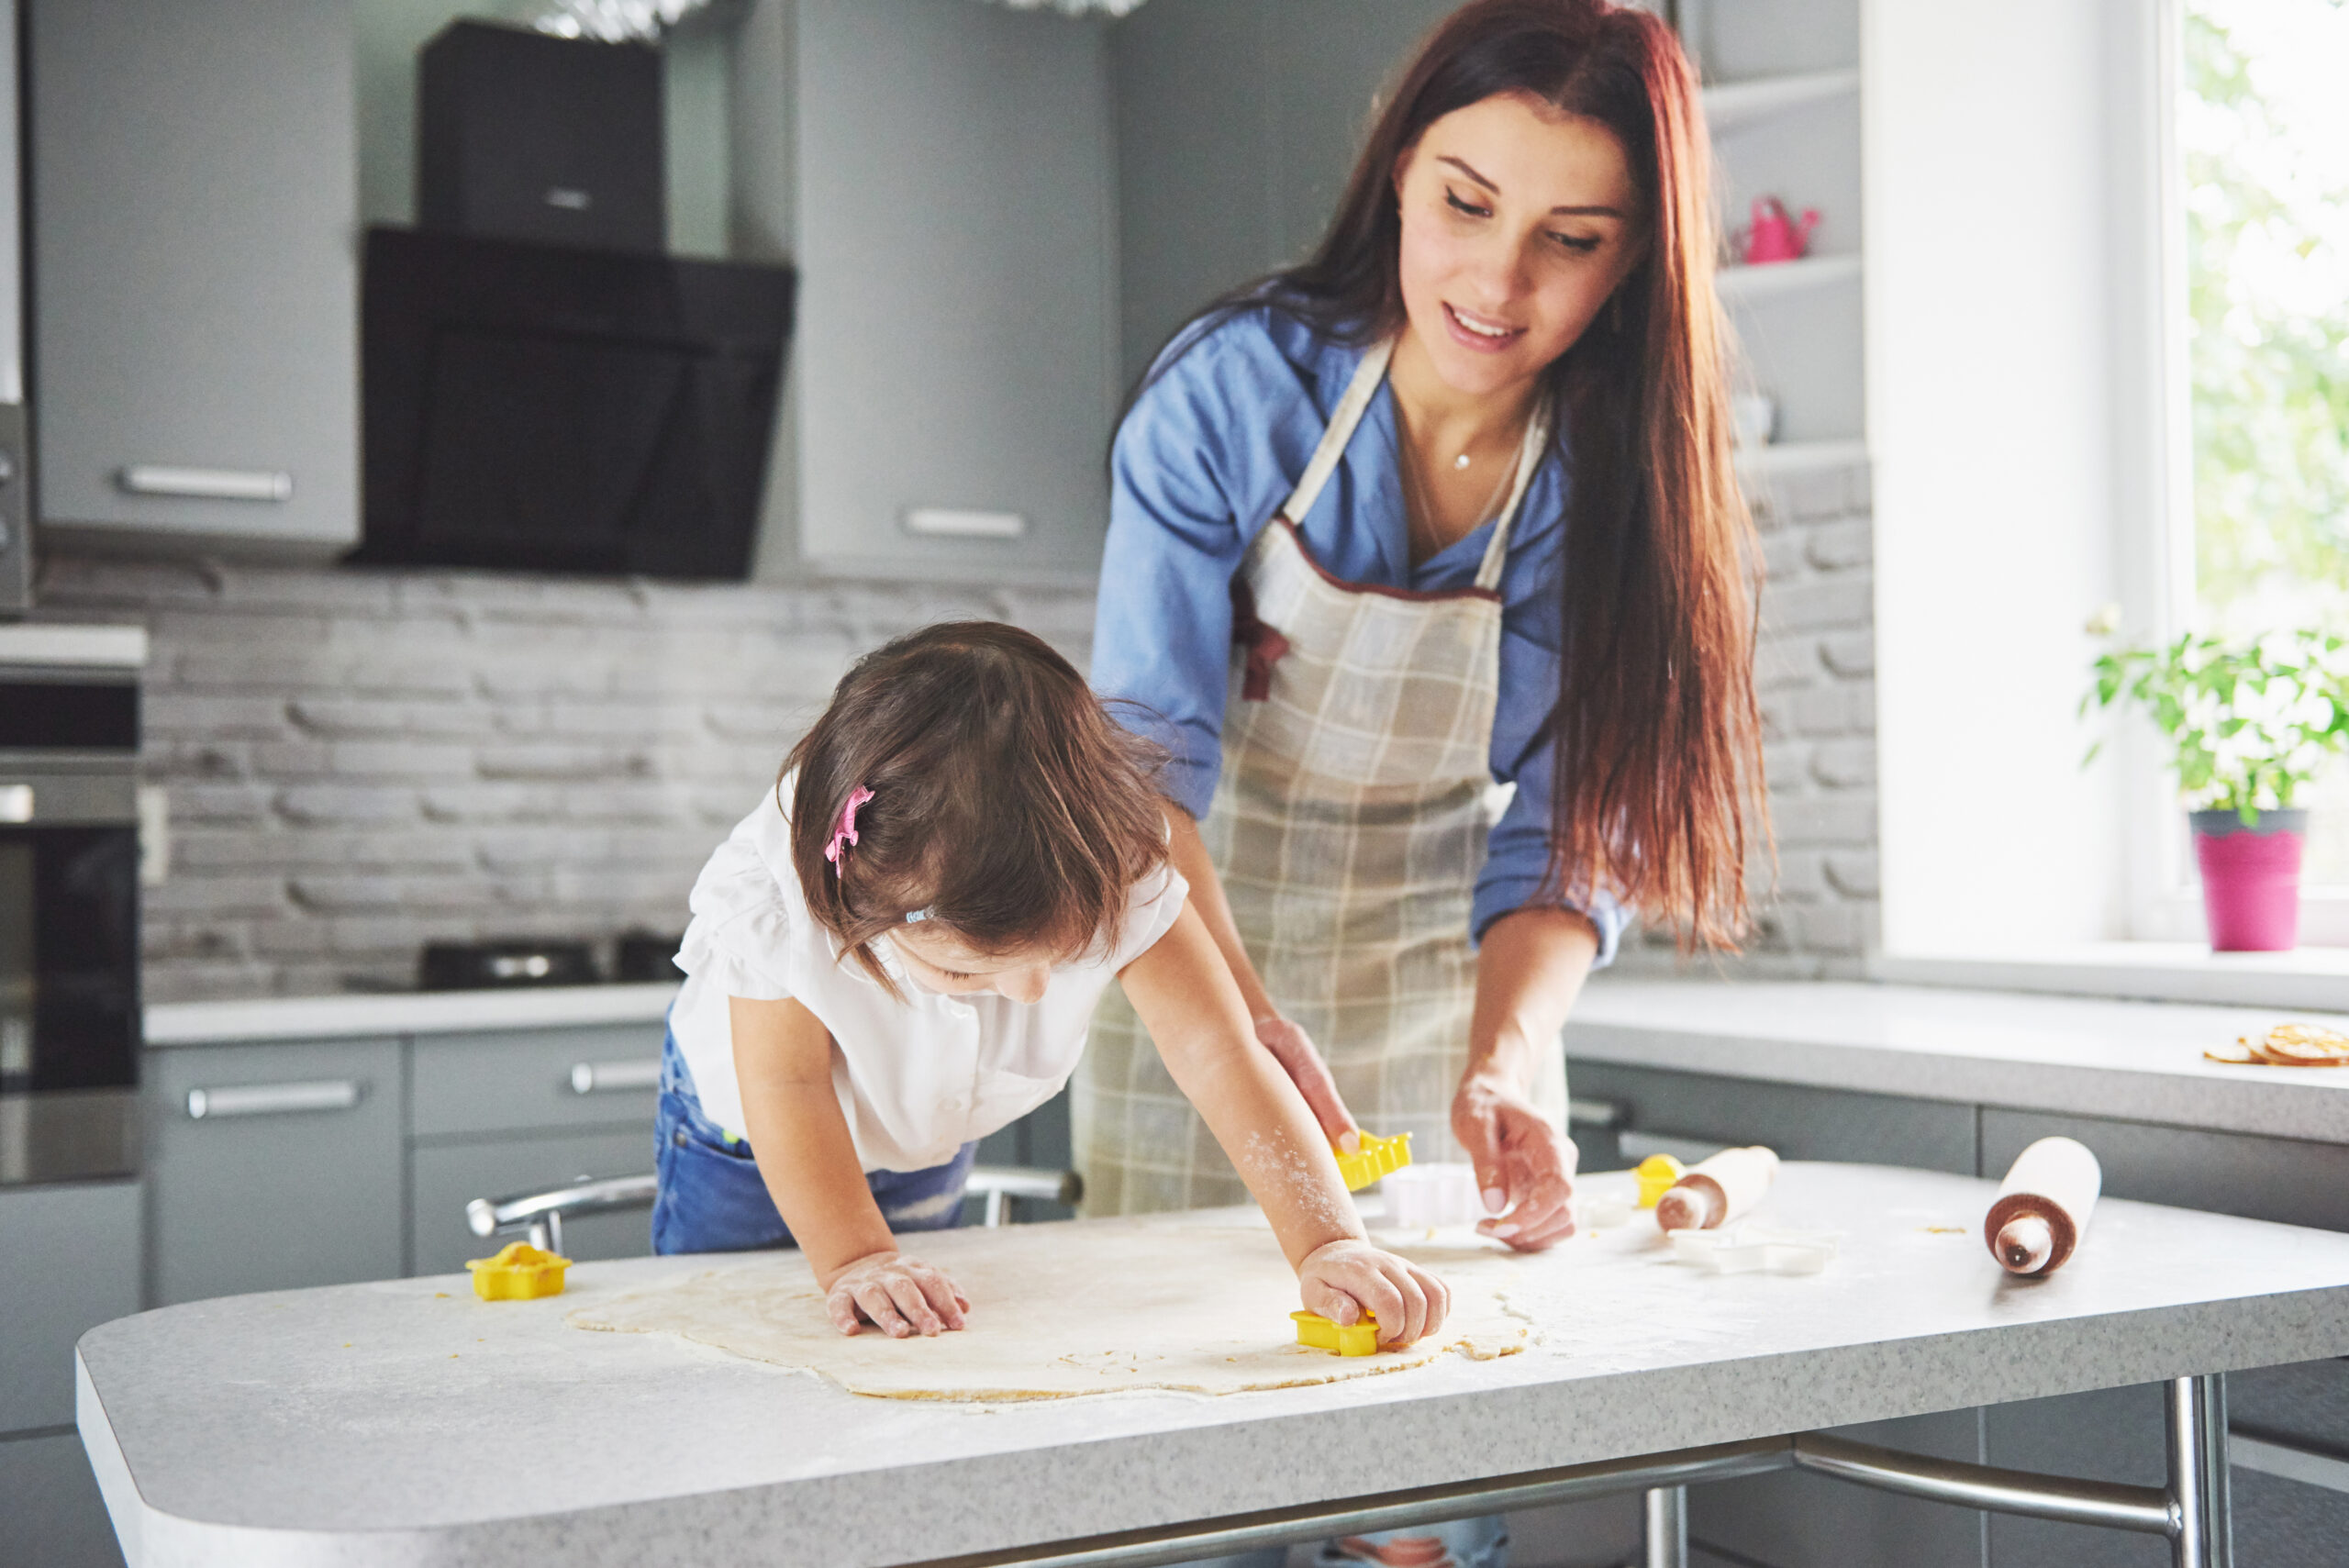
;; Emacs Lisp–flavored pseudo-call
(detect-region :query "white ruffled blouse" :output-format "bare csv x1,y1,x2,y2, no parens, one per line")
669,784,1189,1173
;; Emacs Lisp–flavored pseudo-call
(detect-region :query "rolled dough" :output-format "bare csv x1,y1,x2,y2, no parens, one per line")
568,1218,1531,1400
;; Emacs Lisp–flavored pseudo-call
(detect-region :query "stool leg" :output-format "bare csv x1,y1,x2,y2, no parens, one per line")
1643,1484,1687,1568
2167,1373,2232,1568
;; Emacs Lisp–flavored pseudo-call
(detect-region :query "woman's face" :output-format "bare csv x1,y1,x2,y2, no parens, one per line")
1392,93,1646,398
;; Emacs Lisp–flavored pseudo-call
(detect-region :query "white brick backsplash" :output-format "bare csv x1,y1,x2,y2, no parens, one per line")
274,784,419,826
1804,517,1875,571
1826,851,1881,898
1763,575,1872,634
1820,629,1876,678
290,699,495,740
51,473,1880,1001
1772,794,1878,847
1809,739,1878,789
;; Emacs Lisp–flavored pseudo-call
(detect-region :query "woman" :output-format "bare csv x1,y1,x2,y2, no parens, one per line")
1085,0,1759,1319
1085,1,1762,1558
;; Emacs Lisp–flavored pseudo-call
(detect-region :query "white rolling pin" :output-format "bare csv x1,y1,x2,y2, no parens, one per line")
1983,1137,2102,1276
1655,1146,1779,1231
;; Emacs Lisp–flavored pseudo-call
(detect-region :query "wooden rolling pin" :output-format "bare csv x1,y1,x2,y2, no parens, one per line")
1983,1137,2101,1276
1655,1146,1779,1231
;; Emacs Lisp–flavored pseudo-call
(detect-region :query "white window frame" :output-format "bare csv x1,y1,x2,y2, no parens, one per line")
2128,0,2349,948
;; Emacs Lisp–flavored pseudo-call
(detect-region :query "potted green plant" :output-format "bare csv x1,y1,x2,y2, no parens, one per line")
2083,622,2349,951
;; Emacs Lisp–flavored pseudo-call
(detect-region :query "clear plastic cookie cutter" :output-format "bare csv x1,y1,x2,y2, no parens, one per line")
1668,1224,1840,1275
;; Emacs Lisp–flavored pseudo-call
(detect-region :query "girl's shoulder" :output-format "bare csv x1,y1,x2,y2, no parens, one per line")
688,785,801,923
1097,858,1192,973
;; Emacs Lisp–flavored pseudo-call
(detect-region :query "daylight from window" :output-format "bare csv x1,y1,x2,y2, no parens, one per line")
2182,0,2349,883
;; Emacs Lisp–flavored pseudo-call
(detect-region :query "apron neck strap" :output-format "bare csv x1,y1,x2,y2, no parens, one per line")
1472,396,1552,593
1278,335,1549,594
1276,337,1395,527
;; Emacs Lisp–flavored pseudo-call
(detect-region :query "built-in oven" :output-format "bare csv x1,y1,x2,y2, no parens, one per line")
0,623,144,1184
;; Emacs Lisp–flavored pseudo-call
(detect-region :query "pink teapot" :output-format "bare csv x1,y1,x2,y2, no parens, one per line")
1741,195,1820,264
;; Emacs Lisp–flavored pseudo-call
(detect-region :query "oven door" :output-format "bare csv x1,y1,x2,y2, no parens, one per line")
0,769,139,1184
0,817,139,1095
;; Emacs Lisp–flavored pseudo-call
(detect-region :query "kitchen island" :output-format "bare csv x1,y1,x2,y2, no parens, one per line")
76,1163,2349,1567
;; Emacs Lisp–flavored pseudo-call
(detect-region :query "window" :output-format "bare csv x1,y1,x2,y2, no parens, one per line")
2150,0,2349,931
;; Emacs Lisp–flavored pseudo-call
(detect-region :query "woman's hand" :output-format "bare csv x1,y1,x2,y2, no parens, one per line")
823,1250,971,1339
1253,1014,1361,1149
1299,1239,1451,1347
1453,1073,1579,1251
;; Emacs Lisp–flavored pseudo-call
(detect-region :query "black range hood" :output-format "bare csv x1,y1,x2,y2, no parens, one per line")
353,226,794,581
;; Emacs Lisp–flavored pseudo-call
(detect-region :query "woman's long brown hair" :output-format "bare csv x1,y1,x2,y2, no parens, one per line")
1138,0,1765,948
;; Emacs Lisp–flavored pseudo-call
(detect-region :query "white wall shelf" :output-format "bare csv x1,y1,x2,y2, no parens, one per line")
1701,68,1861,135
1733,438,1869,481
1717,251,1862,305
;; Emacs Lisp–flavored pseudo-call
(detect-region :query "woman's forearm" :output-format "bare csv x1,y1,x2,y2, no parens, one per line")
1163,805,1278,1021
1464,906,1599,1094
729,995,898,1287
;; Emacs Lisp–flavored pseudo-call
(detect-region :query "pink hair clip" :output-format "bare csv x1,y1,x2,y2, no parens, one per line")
823,785,875,877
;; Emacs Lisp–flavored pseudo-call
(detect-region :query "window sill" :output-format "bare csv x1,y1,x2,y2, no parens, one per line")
1872,944,2349,1012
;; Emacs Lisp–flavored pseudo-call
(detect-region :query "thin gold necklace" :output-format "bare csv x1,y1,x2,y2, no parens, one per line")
1400,424,1519,563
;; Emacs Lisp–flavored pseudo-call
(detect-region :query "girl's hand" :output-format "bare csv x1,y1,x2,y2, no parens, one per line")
1453,1073,1579,1251
1254,1014,1361,1150
824,1250,971,1339
1299,1239,1451,1348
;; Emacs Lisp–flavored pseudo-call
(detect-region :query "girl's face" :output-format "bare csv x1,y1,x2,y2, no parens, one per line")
888,925,1057,1005
1392,93,1646,399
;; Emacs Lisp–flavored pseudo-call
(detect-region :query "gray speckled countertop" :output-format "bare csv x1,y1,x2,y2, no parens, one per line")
77,1163,2349,1567
142,984,679,1046
1569,980,2349,1142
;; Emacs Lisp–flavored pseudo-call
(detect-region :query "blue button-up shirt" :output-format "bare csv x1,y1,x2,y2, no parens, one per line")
1091,306,1623,962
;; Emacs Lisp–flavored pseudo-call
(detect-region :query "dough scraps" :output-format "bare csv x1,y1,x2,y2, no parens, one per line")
568,1218,1530,1400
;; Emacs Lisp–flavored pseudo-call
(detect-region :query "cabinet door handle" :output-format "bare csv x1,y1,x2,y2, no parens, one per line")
117,465,294,503
570,1060,661,1095
185,1079,362,1119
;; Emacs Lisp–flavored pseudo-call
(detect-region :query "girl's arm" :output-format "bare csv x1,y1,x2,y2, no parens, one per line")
1164,807,1360,1147
728,995,969,1338
1451,906,1598,1251
1119,905,1450,1346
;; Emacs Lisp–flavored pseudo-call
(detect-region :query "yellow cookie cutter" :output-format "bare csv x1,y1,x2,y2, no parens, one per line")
1292,1308,1381,1357
1332,1130,1412,1192
1635,1153,1686,1209
465,1241,572,1300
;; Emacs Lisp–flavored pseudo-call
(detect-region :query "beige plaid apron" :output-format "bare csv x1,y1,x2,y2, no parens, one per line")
1077,337,1565,1215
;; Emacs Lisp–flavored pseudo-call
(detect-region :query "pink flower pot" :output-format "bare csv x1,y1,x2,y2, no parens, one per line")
2190,808,2307,952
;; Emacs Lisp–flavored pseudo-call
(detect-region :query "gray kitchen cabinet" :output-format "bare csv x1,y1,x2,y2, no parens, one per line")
144,1039,403,1306
785,0,1118,585
1109,0,1458,383
0,1431,123,1568
29,0,358,553
1568,1061,1979,1174
1980,1107,2349,1233
408,1023,662,1272
410,1128,653,1275
0,1180,139,1431
410,1025,663,1140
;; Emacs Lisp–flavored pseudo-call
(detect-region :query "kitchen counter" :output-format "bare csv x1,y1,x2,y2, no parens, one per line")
140,976,2349,1144
1569,979,2349,1144
75,1163,2349,1566
143,984,680,1046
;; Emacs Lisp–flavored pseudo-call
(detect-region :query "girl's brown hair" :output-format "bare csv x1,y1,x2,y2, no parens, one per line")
785,622,1170,996
1139,0,1765,948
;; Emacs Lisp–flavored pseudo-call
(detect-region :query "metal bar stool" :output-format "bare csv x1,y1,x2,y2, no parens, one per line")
466,1165,1084,1257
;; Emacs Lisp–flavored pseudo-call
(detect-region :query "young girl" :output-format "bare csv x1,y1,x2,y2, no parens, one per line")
655,620,1448,1345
